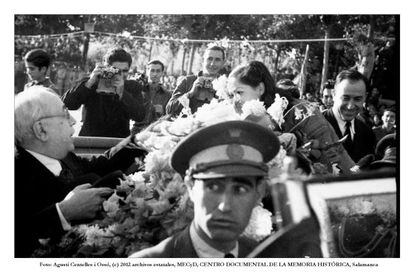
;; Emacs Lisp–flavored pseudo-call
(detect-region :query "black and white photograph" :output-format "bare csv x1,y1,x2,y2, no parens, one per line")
4,1,411,271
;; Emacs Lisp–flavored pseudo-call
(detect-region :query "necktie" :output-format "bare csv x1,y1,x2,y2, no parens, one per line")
224,253,235,258
343,121,353,151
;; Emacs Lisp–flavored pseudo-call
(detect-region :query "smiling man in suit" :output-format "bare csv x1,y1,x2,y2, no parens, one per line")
322,69,375,163
130,121,280,258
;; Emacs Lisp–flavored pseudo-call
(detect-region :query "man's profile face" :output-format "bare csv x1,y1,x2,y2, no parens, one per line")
202,49,225,77
147,63,163,84
40,95,76,159
322,88,334,108
333,79,366,121
188,176,261,245
25,61,46,81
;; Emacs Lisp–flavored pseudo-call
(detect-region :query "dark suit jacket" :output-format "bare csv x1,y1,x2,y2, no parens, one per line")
129,225,257,258
323,109,375,162
63,78,146,137
14,146,146,257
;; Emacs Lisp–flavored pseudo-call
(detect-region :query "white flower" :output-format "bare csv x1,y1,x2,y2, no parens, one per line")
160,178,187,200
267,146,287,179
117,178,132,190
76,224,113,247
194,99,241,126
294,107,304,120
267,94,288,127
166,116,199,137
128,171,146,185
241,99,266,119
144,150,171,174
212,75,229,100
134,130,152,144
103,193,122,217
147,199,171,215
242,205,273,242
178,93,190,109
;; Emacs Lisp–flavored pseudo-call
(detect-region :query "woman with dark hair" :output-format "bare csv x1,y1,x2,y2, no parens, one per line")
227,61,356,174
227,61,280,109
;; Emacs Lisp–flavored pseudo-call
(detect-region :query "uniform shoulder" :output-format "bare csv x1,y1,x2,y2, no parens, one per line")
238,236,259,257
128,236,174,258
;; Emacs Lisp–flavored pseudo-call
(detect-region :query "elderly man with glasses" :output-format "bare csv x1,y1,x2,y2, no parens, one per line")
15,87,145,257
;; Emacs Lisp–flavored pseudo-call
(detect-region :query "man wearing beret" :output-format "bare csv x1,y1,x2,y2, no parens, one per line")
130,120,280,258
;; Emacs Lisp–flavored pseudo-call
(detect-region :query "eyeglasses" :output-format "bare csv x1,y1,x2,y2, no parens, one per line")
37,107,71,122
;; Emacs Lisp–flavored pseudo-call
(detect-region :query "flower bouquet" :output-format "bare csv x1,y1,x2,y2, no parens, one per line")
34,96,295,258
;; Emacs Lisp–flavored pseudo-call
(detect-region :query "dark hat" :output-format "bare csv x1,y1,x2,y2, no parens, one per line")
375,133,396,159
370,147,396,169
170,120,280,179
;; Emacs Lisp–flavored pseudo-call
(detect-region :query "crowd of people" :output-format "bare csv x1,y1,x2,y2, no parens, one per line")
14,45,397,258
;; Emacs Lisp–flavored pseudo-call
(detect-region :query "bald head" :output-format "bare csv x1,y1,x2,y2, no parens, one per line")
15,87,58,144
15,86,75,159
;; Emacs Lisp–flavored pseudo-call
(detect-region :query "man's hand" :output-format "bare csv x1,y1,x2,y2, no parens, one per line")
187,77,215,101
58,184,113,222
107,135,138,158
85,63,106,89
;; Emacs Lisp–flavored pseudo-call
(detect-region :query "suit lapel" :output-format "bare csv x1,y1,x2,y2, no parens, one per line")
325,109,342,138
15,147,70,199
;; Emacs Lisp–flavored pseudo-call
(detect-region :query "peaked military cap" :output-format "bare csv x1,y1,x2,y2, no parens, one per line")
170,120,280,179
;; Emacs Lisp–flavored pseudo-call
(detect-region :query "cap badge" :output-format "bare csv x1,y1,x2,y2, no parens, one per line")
226,144,244,160
228,128,242,138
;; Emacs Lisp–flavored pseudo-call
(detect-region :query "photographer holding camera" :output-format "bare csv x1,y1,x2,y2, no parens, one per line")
63,48,145,137
166,45,226,116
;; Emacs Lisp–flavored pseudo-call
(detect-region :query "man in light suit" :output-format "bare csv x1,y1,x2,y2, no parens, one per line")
130,120,280,258
15,87,144,257
322,69,375,163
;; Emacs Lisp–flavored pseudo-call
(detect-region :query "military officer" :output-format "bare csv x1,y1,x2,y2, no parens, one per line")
130,120,280,258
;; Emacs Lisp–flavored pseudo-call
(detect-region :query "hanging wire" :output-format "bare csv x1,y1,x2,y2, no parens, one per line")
15,30,396,44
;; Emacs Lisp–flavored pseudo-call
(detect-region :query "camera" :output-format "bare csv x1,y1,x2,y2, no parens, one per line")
200,77,213,89
101,66,121,79
135,72,148,86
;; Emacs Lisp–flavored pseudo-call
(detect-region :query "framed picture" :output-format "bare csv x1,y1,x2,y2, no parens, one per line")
306,171,397,257
249,171,397,258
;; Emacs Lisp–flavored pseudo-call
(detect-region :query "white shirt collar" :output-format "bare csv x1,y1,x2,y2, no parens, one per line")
26,149,62,177
189,222,238,258
332,107,355,139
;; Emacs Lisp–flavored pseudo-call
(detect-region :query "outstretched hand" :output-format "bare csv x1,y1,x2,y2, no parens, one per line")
107,135,139,158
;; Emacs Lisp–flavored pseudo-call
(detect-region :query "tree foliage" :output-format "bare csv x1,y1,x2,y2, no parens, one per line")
15,14,398,99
